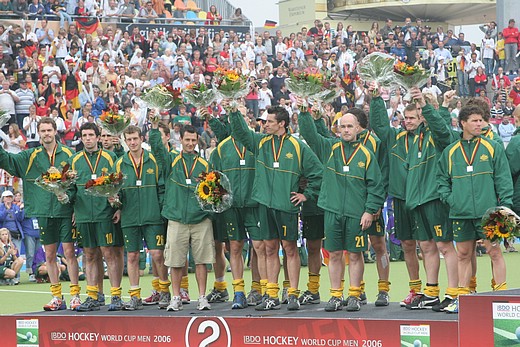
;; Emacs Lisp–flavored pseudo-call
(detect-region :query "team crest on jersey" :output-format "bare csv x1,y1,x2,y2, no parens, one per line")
358,161,365,168
60,161,67,167
147,168,154,174
285,152,293,159
480,154,488,162
101,167,108,173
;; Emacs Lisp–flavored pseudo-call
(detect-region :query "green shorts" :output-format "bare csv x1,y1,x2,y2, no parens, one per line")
0,266,7,278
302,214,324,241
217,207,259,241
413,200,453,242
38,217,74,245
212,218,227,242
77,222,123,248
452,219,485,242
258,204,298,241
122,224,166,252
394,198,415,241
366,215,385,237
323,211,368,253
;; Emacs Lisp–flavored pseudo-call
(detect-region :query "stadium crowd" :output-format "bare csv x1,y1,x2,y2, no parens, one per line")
0,5,519,316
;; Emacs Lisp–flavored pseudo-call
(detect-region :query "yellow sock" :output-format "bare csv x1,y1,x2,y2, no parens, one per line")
445,287,458,298
360,280,366,293
283,280,290,289
110,287,122,297
87,285,99,300
348,286,362,299
494,282,507,291
214,281,227,291
409,279,422,292
266,282,279,299
232,279,245,293
181,276,189,290
251,281,261,293
378,280,391,292
50,283,62,297
287,287,300,297
330,288,343,298
159,280,171,293
260,279,268,295
457,287,470,296
70,284,81,296
469,276,477,293
423,285,440,297
129,287,141,298
151,278,160,292
308,273,320,294
340,279,345,291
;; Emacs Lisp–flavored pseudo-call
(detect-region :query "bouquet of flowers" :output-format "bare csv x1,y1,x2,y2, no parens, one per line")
393,61,430,101
98,104,131,136
0,108,11,128
212,68,249,100
183,83,217,118
35,164,77,204
141,84,183,110
356,52,396,93
84,172,125,207
195,171,233,213
285,70,324,102
481,206,520,243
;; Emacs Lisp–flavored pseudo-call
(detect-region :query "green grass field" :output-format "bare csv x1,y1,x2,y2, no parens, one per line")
493,318,520,346
1,251,519,315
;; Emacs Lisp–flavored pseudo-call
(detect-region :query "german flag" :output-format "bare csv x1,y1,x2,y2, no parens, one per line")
75,16,100,35
264,20,277,29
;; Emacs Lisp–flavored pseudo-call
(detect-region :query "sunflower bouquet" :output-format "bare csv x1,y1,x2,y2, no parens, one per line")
84,172,126,207
195,171,233,213
98,104,131,136
481,206,520,243
35,164,77,204
212,68,250,100
356,52,396,94
183,83,218,119
393,61,430,102
141,84,183,111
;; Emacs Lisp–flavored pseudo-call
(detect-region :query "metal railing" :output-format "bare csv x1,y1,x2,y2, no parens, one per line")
193,0,250,23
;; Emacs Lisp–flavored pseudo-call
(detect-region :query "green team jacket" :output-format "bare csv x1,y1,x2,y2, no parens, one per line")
115,150,164,228
358,128,389,196
210,136,257,208
209,116,231,142
299,111,385,218
229,110,322,214
405,103,455,210
369,97,414,200
506,129,520,214
149,129,210,224
70,148,117,223
437,134,513,219
0,144,74,218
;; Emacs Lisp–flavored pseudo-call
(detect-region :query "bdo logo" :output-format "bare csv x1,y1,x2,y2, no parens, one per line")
185,317,231,347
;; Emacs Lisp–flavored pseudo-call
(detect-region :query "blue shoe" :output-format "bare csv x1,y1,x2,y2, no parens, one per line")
108,296,124,311
444,298,459,314
98,293,106,306
231,292,247,309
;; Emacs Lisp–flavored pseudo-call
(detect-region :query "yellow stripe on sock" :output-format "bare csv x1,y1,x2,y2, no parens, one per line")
50,283,62,297
129,288,141,298
86,285,99,300
69,284,80,296
308,273,320,294
232,279,245,293
348,286,361,298
181,276,189,290
110,287,122,297
251,281,261,293
260,279,268,295
151,278,160,291
378,280,391,292
266,282,279,298
159,280,171,293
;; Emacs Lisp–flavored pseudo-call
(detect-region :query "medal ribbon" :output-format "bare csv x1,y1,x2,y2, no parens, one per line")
129,151,144,180
418,132,424,153
460,138,481,167
232,138,246,160
271,135,286,162
83,149,103,174
48,144,57,166
340,142,361,167
181,153,198,180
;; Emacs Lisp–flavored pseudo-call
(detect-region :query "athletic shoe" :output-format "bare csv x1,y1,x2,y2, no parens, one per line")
206,288,229,303
231,292,247,309
444,298,459,314
124,296,144,311
298,290,321,305
281,287,289,304
375,291,390,307
432,295,454,312
405,294,440,310
180,288,191,304
166,296,182,311
98,293,106,306
69,295,82,311
28,274,36,282
324,296,343,312
108,296,124,311
143,290,160,305
344,296,361,312
75,297,100,312
255,296,281,311
359,292,368,305
400,290,420,307
158,292,171,309
13,278,19,285
287,294,300,311
197,295,211,311
43,296,67,311
246,289,263,306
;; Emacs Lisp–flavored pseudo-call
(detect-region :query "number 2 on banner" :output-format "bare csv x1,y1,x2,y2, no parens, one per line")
198,321,219,347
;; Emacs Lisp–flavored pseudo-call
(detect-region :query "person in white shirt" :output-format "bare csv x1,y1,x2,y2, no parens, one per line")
42,57,62,85
465,52,485,97
22,105,41,148
481,34,495,76
498,116,516,145
258,80,273,110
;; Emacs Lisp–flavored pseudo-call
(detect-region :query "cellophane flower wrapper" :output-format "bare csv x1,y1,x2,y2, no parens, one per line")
141,84,183,109
285,72,324,99
356,52,397,88
308,88,341,120
98,104,131,136
84,173,126,207
0,110,11,128
393,61,431,101
195,170,233,213
481,206,520,243
183,87,218,108
34,166,77,204
212,68,250,100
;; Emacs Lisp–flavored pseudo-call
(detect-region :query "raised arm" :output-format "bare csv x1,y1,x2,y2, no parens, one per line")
228,110,262,154
298,111,332,163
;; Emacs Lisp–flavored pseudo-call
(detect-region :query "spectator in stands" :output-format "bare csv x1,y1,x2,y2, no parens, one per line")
206,5,222,25
0,190,23,257
118,0,136,23
503,19,519,74
434,41,452,62
230,8,245,25
0,228,23,285
499,115,516,145
495,32,506,73
138,1,158,24
28,0,45,19
466,52,484,97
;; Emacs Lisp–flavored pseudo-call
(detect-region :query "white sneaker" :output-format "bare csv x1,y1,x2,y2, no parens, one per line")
197,295,211,311
166,296,183,311
69,295,82,311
